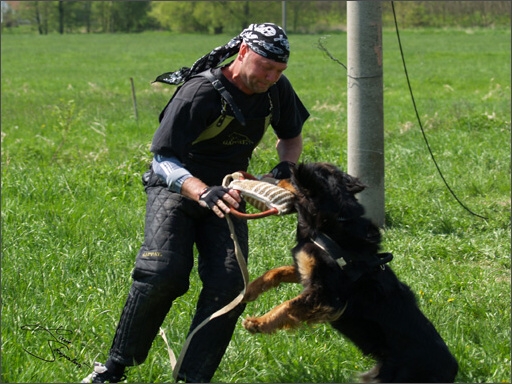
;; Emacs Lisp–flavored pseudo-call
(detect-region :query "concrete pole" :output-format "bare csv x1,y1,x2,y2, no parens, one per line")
347,1,385,227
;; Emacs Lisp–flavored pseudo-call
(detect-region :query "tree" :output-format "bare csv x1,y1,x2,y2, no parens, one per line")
110,1,152,32
58,0,63,34
149,1,284,34
7,1,511,35
149,2,201,33
18,1,89,34
33,1,50,35
82,1,92,33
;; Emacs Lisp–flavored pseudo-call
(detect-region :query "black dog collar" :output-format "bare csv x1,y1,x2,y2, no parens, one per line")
312,232,349,268
312,232,393,270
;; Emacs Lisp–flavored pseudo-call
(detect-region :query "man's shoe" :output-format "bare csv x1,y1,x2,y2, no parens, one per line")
81,362,126,383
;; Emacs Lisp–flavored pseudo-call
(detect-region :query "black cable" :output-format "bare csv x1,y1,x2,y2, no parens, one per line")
391,1,487,220
317,36,347,70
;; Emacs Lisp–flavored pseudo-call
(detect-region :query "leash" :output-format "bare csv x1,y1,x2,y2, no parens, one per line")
160,171,295,381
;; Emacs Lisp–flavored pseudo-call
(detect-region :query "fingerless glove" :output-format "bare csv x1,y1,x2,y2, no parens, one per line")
198,186,231,209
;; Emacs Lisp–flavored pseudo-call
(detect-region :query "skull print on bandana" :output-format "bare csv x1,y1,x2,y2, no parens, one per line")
241,24,290,62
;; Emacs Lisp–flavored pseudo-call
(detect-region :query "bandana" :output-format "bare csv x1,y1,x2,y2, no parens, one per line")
154,23,289,86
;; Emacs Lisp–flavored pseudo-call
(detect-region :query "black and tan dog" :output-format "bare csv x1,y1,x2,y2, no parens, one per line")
242,162,458,383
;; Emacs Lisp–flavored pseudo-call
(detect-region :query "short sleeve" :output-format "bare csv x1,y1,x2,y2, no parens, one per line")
272,75,310,139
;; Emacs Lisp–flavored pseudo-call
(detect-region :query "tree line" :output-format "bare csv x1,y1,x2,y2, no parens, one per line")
2,1,510,34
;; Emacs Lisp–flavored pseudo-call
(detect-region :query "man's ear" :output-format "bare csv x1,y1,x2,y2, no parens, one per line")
238,42,249,61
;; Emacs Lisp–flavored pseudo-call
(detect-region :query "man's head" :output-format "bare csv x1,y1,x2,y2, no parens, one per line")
228,23,289,94
154,23,290,88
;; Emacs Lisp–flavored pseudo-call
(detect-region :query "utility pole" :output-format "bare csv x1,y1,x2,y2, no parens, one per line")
347,1,385,227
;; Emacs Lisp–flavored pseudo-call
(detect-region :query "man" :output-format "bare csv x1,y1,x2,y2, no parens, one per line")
82,23,309,383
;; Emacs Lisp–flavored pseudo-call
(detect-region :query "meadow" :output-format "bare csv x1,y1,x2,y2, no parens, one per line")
1,27,510,383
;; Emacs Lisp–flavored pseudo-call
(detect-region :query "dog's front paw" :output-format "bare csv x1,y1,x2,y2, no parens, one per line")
242,317,261,333
242,286,262,302
242,316,268,334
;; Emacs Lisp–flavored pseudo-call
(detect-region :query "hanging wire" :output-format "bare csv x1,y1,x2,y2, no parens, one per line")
390,1,487,220
317,5,487,220
317,36,347,70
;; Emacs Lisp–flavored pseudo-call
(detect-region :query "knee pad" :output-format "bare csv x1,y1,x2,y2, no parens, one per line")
132,251,190,298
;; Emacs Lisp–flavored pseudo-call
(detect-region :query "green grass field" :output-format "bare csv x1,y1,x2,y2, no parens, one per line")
1,27,510,383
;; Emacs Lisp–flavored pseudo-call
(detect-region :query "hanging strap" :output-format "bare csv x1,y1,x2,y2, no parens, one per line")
201,70,246,126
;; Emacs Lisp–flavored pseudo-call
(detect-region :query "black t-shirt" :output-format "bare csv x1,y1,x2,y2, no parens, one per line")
151,67,309,185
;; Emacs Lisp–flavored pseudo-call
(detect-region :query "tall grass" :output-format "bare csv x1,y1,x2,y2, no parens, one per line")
1,28,510,383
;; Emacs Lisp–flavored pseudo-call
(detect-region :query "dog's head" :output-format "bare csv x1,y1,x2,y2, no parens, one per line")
291,162,366,222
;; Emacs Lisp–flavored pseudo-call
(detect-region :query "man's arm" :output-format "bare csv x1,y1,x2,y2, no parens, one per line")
276,134,303,164
152,154,240,218
262,134,303,179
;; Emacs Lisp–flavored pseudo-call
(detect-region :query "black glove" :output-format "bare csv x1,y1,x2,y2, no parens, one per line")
270,161,295,179
198,186,231,210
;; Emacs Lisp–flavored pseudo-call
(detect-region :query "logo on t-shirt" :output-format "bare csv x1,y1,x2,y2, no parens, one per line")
223,132,254,146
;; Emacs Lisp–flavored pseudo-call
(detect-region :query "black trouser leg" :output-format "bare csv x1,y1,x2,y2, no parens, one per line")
108,185,196,366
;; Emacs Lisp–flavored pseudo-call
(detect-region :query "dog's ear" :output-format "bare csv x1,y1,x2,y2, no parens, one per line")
290,163,323,216
292,162,367,219
342,172,366,195
329,168,367,217
301,162,367,197
291,163,322,198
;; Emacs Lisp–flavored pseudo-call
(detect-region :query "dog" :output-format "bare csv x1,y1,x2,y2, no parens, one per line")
242,162,458,383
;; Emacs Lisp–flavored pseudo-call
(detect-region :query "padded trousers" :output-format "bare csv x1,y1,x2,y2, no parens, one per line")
108,169,248,382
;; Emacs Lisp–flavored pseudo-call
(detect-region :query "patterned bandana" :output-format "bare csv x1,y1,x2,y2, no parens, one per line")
154,23,289,86
240,23,290,63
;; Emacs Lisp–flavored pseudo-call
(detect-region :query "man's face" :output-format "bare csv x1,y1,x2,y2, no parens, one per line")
239,44,288,94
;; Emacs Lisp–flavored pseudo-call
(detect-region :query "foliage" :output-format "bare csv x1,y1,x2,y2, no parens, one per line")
11,1,155,34
1,28,510,383
3,1,510,35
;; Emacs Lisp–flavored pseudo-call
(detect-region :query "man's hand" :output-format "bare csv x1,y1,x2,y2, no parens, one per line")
267,161,295,179
198,186,241,218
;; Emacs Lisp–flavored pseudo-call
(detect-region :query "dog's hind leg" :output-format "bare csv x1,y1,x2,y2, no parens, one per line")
243,265,299,302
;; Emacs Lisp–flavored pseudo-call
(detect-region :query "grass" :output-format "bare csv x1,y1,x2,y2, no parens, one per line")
1,27,510,383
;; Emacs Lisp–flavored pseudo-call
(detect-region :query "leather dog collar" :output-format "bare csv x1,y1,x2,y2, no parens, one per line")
312,232,348,268
312,232,393,270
